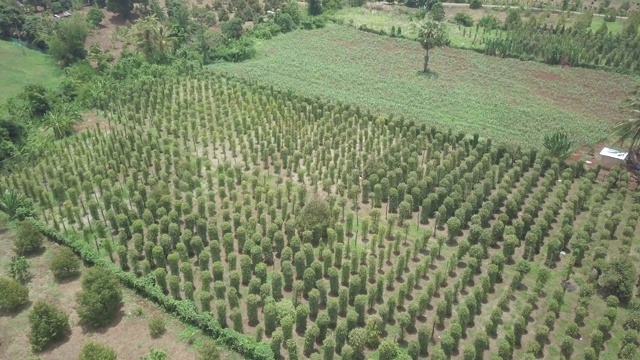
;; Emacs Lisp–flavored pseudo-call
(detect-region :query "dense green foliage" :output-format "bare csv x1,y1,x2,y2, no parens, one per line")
45,14,89,67
7,255,31,283
141,348,168,360
430,2,445,22
49,246,81,279
0,276,29,312
599,257,637,304
86,8,105,28
454,13,473,27
76,267,123,327
297,198,333,246
15,220,43,255
28,301,71,352
543,131,574,161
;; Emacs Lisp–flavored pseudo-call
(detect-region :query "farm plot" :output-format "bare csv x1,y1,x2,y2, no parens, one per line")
4,72,640,359
216,25,639,148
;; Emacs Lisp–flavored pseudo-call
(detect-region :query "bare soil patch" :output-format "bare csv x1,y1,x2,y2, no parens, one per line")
75,111,112,133
566,142,638,188
531,70,564,82
83,7,131,59
333,38,361,50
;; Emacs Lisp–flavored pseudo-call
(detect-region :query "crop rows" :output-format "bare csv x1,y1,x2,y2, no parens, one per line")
3,72,639,359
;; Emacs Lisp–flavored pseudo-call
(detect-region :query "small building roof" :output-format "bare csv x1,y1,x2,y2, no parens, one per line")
600,147,628,160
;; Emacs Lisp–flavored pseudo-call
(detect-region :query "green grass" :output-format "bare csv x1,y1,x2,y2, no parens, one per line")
0,40,62,103
216,25,639,148
590,17,626,33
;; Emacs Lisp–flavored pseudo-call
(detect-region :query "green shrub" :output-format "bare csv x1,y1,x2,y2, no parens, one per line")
199,339,221,360
79,342,117,360
29,301,70,352
15,220,44,255
8,255,31,283
478,14,501,30
149,315,167,338
431,2,445,22
222,18,245,39
86,8,105,27
469,0,482,9
543,131,574,161
76,267,123,328
0,276,29,312
51,1,63,13
49,246,81,280
454,13,473,27
297,198,332,246
0,189,36,220
504,9,521,30
141,348,168,360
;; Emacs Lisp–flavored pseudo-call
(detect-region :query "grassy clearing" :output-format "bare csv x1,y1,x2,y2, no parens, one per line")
0,41,62,104
590,17,626,33
217,25,638,148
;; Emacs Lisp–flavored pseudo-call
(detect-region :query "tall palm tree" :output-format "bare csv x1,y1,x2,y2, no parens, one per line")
133,16,177,62
612,87,640,154
417,19,449,73
154,23,177,59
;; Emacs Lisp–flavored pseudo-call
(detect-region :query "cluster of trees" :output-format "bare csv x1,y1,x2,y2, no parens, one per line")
0,3,90,66
0,82,84,164
25,267,121,351
0,221,122,352
484,11,640,72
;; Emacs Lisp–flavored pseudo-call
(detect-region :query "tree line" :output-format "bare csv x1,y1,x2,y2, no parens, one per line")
484,11,640,73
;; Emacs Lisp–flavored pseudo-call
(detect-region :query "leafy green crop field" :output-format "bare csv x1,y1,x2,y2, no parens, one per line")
217,25,639,148
0,41,62,103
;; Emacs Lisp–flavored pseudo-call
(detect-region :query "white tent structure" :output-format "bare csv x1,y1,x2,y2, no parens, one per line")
600,147,628,170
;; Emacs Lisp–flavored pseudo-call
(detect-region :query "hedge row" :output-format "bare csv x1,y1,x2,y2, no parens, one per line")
28,219,274,360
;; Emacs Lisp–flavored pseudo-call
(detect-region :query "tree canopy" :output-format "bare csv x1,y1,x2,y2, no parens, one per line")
46,14,89,67
297,197,332,246
599,257,636,304
418,19,449,72
613,86,640,151
76,267,123,327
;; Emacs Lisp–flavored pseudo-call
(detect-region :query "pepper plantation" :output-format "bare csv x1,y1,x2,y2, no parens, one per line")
4,72,640,360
